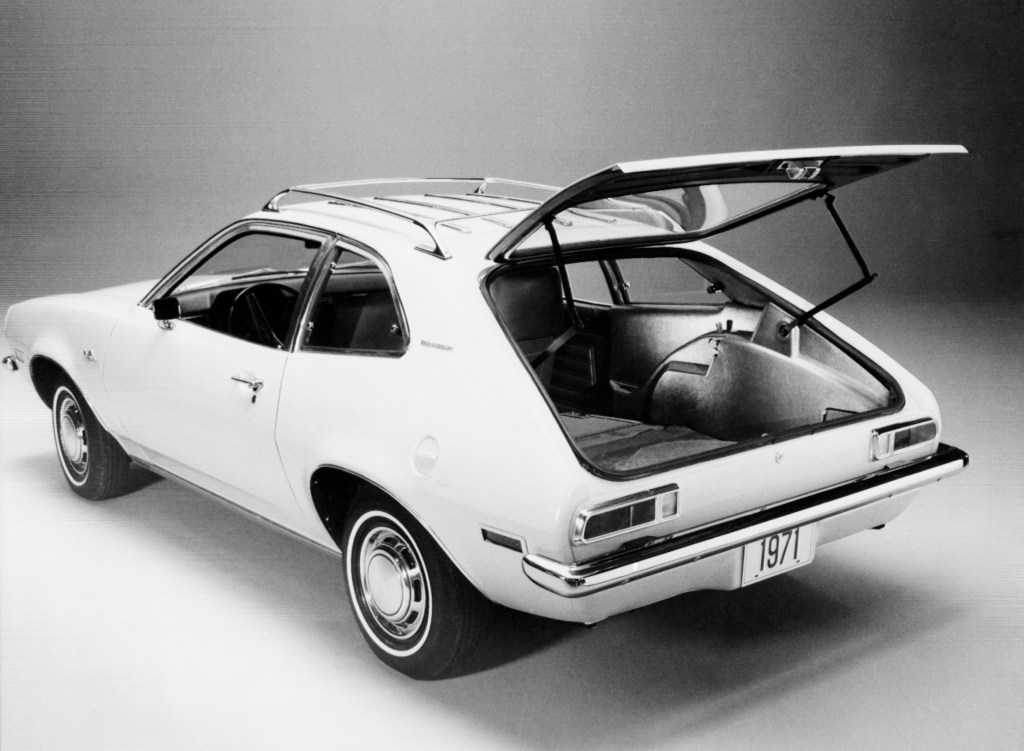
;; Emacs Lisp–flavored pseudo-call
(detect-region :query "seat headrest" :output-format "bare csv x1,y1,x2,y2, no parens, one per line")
490,267,563,340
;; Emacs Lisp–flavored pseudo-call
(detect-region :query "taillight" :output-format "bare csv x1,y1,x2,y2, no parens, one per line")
573,485,679,544
871,419,938,461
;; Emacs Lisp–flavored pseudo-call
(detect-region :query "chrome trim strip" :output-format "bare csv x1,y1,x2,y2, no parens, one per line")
131,458,343,558
870,418,937,461
571,483,679,545
423,193,529,210
460,193,543,206
373,196,476,216
523,444,968,598
374,196,516,229
141,221,333,307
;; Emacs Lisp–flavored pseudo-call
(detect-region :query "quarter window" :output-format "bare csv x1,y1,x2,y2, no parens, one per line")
565,261,613,305
616,257,728,305
304,248,405,353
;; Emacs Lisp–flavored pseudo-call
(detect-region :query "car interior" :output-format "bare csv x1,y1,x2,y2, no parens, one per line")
489,254,894,473
167,248,404,353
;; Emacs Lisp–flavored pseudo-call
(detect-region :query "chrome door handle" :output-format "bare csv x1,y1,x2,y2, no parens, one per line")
231,375,264,403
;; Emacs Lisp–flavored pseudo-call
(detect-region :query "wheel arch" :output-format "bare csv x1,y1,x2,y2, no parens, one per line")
29,355,74,408
309,465,372,549
309,465,482,591
310,465,439,550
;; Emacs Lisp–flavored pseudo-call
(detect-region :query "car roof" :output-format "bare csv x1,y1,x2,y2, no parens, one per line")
256,178,558,261
252,145,967,264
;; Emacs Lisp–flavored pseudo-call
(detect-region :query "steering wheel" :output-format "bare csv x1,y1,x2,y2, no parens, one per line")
227,282,299,348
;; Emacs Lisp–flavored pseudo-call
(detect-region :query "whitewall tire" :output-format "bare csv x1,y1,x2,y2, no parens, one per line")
51,381,131,500
343,489,491,679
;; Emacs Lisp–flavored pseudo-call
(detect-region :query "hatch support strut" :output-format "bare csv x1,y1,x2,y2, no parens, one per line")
779,193,878,337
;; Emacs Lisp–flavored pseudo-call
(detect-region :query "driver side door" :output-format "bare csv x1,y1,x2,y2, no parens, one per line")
104,223,331,532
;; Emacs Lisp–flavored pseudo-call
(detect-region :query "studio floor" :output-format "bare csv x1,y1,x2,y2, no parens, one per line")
1,298,1021,751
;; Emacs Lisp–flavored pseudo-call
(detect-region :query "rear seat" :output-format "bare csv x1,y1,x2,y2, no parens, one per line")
307,272,403,351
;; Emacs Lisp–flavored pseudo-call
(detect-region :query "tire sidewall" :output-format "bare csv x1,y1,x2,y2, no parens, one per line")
345,507,434,659
52,384,91,489
343,495,483,679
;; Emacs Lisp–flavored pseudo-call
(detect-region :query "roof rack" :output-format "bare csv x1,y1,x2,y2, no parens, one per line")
261,178,559,260
262,187,451,259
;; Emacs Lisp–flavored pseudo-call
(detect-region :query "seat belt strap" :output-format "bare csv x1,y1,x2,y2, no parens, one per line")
531,326,577,368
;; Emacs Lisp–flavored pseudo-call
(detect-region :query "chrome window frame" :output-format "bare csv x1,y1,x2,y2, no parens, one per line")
296,238,411,358
139,220,336,352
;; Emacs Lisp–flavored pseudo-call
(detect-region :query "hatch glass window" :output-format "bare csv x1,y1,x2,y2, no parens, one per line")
569,182,816,234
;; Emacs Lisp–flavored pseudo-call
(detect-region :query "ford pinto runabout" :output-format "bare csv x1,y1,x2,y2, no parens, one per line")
3,146,969,679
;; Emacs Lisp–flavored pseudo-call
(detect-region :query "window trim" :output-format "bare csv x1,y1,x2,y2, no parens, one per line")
140,220,335,352
297,239,410,358
141,220,333,308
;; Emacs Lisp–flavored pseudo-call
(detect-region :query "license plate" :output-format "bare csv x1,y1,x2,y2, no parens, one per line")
741,525,815,586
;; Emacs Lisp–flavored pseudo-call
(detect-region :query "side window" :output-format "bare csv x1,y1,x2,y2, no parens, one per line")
166,230,322,348
616,257,728,305
565,261,613,305
304,248,406,354
173,233,318,295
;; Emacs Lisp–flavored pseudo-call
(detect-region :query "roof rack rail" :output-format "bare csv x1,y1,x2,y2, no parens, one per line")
261,178,560,261
262,187,451,260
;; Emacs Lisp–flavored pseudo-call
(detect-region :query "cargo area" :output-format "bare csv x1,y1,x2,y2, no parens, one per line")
490,253,895,475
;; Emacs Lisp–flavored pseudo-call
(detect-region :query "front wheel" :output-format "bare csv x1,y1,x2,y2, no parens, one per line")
51,381,131,500
343,490,491,679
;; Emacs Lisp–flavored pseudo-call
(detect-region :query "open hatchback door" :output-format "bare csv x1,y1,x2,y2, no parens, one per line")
487,144,967,262
485,144,966,478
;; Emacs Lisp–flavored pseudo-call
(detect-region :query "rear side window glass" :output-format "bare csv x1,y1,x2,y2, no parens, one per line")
304,247,406,354
566,261,613,305
616,257,728,305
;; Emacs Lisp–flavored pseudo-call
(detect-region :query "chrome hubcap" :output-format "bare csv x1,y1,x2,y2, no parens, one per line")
58,396,88,475
358,526,426,641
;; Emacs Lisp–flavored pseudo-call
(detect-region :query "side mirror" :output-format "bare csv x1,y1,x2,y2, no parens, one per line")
152,297,181,321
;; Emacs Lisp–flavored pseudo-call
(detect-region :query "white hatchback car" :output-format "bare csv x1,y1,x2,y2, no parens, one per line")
3,145,968,679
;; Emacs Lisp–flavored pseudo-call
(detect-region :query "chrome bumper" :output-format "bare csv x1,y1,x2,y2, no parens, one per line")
523,443,968,598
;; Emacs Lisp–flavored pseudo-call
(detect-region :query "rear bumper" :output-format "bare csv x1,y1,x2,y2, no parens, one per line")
523,443,968,600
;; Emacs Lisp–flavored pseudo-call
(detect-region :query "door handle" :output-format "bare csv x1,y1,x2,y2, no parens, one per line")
231,375,264,403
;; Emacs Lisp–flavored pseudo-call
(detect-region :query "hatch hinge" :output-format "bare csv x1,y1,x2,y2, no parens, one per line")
779,193,878,337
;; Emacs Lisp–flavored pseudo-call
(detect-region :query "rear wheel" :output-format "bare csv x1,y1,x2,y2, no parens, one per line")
51,381,131,500
343,490,491,679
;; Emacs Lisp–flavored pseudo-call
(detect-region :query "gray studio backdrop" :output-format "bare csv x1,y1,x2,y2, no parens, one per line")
2,1,1021,310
